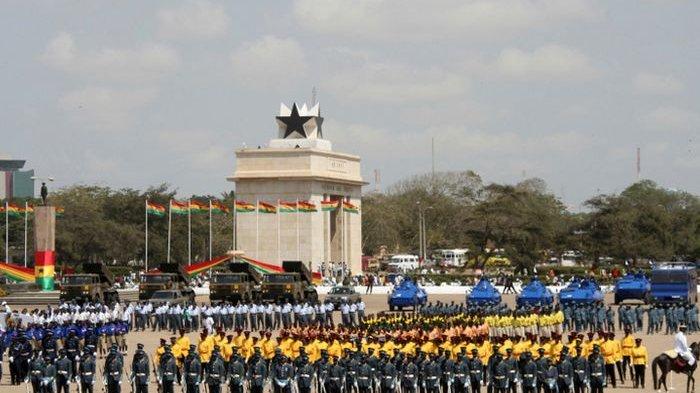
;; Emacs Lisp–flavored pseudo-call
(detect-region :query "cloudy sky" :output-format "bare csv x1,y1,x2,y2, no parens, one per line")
1,1,698,208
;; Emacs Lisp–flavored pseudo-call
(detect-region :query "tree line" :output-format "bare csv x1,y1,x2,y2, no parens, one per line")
0,172,697,271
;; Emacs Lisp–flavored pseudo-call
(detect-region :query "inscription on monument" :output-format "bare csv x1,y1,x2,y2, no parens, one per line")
328,158,347,173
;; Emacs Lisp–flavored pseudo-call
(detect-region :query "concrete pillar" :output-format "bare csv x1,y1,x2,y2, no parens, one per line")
33,206,55,290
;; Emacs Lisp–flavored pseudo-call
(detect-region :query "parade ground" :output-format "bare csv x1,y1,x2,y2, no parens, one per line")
3,291,700,393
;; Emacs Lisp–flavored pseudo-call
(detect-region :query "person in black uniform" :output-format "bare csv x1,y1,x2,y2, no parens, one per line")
328,355,346,393
535,348,548,393
422,353,440,393
105,347,124,393
315,351,331,393
502,348,518,393
54,349,72,393
131,344,150,393
557,347,573,393
15,332,33,385
79,348,96,393
402,354,420,393
227,348,246,393
184,346,202,393
43,354,57,393
159,346,178,393
273,355,295,393
29,351,46,393
64,330,81,379
296,355,315,393
467,349,483,393
588,345,606,393
454,353,471,393
520,352,537,393
571,347,588,393
207,348,226,393
248,352,268,393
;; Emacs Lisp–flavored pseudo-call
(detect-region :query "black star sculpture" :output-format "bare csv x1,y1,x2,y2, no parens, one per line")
276,103,313,139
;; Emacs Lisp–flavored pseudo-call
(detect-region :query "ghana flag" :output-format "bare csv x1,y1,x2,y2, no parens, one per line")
235,200,255,213
258,201,276,214
343,201,359,214
298,200,317,212
170,200,189,215
321,199,339,211
24,204,34,214
210,200,230,214
183,254,234,277
55,207,65,217
4,203,21,218
189,200,209,214
0,262,35,282
279,201,297,213
146,201,166,217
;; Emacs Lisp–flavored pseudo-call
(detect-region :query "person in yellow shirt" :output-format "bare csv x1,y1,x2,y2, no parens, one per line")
176,329,191,359
477,338,491,364
328,337,343,359
611,332,625,385
600,334,618,388
631,338,648,389
233,329,246,349
549,334,564,360
197,331,213,370
154,338,166,367
620,329,635,382
221,335,234,363
170,336,184,370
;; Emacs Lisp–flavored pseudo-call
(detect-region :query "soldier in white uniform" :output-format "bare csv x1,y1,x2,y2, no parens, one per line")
675,324,695,365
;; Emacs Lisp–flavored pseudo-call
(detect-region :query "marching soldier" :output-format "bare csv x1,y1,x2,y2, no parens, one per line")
492,354,509,393
631,338,648,389
328,355,346,393
207,349,226,393
43,355,57,393
571,347,588,393
227,348,246,393
29,351,46,393
315,350,331,393
441,350,455,393
105,347,124,393
535,348,548,393
422,354,440,393
272,355,295,393
296,355,316,393
158,346,178,393
588,345,606,393
454,354,471,393
78,348,97,393
542,359,558,393
247,351,268,393
183,346,202,393
557,347,573,393
520,352,537,393
402,354,420,393
64,330,81,379
502,348,518,393
131,344,150,393
356,354,375,393
55,349,72,393
467,349,483,393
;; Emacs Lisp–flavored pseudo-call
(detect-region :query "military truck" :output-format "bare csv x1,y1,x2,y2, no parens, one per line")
253,261,318,303
139,263,195,302
59,263,119,304
210,262,262,303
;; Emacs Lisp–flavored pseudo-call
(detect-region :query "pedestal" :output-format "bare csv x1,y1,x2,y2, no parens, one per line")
33,206,55,290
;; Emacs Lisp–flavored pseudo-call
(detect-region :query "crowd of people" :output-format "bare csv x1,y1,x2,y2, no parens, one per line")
0,296,672,393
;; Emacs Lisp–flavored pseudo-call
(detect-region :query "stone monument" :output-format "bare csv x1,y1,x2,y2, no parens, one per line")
229,103,366,274
33,206,55,290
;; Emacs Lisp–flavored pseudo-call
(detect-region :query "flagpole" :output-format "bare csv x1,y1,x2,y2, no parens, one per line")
232,201,237,250
145,200,149,272
209,200,212,260
277,199,281,264
5,201,8,263
296,198,300,260
167,200,172,263
188,199,192,265
342,199,346,281
326,199,331,268
24,201,28,267
255,198,259,259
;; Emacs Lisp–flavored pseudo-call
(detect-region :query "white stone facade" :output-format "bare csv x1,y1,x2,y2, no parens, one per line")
228,147,365,274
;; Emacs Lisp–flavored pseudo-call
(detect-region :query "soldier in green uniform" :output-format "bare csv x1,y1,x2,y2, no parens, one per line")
105,347,124,393
130,344,150,393
467,349,483,393
78,348,97,393
588,345,605,393
207,348,226,393
520,352,537,393
227,347,246,393
183,346,201,393
55,349,72,393
158,346,178,393
296,355,315,393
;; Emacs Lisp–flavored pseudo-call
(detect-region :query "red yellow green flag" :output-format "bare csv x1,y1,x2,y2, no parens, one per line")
55,207,65,217
298,201,317,212
258,201,277,214
210,200,230,214
146,201,166,217
342,201,359,214
5,203,21,218
24,204,34,214
279,201,297,213
235,200,255,213
170,200,189,215
321,200,339,211
189,200,209,214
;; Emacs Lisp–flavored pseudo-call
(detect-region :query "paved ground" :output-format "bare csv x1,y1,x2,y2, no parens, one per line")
2,292,700,393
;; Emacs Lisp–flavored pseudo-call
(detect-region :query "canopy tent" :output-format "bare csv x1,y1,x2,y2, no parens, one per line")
516,277,554,307
468,277,502,305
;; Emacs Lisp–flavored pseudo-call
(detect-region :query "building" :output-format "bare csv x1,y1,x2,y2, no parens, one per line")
0,157,34,199
228,103,366,274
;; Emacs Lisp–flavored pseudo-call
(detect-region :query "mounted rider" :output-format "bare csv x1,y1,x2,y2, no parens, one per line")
675,324,695,366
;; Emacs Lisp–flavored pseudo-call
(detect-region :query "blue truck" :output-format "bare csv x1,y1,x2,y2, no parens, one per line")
613,272,651,304
649,262,697,304
388,278,427,311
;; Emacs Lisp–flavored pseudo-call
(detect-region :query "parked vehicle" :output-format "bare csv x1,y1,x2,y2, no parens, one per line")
149,289,190,305
558,277,603,305
253,261,318,303
614,272,651,304
139,263,195,302
210,262,262,303
650,262,697,304
388,278,427,311
59,263,119,304
325,286,362,307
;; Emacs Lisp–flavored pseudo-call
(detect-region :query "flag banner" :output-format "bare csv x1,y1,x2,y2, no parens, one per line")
298,200,317,212
23,204,34,214
189,200,209,214
170,200,189,215
55,207,65,217
321,199,339,211
235,200,255,213
183,254,234,277
343,201,360,214
210,200,230,214
238,256,323,285
279,201,297,213
258,201,277,214
5,203,21,218
0,262,36,282
146,201,166,217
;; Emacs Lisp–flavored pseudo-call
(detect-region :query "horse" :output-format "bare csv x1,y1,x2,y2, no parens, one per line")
652,342,700,393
